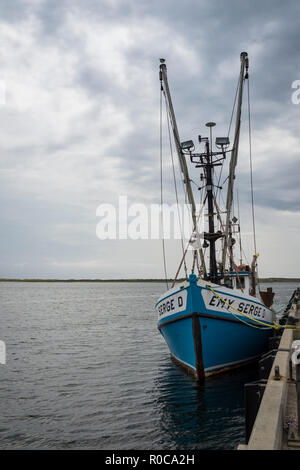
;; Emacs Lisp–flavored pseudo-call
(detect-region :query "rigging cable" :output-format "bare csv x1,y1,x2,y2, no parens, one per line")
247,75,257,256
237,188,243,265
214,74,240,203
213,195,244,292
227,73,240,139
160,85,169,289
171,198,207,287
164,91,188,278
161,84,195,275
247,73,260,290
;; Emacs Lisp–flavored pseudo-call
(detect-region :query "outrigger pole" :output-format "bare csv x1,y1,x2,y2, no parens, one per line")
159,60,207,278
221,52,249,274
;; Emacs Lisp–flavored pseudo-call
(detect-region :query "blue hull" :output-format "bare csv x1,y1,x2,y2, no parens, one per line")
156,274,274,378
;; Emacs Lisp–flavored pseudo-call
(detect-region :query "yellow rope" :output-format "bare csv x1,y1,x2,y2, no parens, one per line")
207,286,292,330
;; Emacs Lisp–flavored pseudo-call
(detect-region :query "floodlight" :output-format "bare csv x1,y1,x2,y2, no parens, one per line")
181,140,194,151
216,137,230,147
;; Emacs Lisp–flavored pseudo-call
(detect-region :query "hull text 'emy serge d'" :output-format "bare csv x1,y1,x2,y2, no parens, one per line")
156,53,277,380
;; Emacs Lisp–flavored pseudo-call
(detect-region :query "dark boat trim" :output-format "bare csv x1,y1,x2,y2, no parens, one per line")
192,314,205,381
170,351,263,379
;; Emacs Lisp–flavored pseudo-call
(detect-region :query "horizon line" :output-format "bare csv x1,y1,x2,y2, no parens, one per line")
0,277,299,283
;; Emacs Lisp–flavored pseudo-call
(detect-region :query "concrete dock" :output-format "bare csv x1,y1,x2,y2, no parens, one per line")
238,291,300,450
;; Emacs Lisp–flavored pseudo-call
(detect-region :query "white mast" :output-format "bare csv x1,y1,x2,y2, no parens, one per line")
159,60,207,277
222,52,249,273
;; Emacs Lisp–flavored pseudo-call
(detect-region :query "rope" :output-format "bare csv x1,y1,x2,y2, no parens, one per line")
171,200,206,288
247,75,257,256
164,92,188,278
207,286,274,329
209,285,300,331
206,285,300,331
227,73,240,139
214,74,240,204
213,195,244,292
160,85,169,289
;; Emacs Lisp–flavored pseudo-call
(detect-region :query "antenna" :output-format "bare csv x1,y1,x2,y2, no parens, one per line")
205,121,216,154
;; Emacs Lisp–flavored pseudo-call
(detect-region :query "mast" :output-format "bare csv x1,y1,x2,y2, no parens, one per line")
187,128,228,284
159,60,207,277
222,52,249,274
204,122,218,282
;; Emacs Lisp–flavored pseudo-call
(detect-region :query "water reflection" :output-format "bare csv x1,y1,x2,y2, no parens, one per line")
153,357,259,450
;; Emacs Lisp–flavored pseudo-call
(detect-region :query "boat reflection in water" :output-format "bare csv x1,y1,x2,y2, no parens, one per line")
152,358,259,449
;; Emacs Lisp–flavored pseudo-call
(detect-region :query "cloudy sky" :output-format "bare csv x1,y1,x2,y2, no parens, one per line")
0,0,300,279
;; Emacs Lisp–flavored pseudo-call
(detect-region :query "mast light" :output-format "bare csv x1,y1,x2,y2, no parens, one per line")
181,140,194,151
216,137,230,147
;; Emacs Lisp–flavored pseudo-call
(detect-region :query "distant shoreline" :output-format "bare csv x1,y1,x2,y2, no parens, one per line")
0,278,299,283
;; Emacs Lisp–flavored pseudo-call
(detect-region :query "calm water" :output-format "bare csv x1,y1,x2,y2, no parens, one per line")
0,281,297,450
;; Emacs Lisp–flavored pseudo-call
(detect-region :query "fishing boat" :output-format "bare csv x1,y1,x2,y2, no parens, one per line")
156,52,276,380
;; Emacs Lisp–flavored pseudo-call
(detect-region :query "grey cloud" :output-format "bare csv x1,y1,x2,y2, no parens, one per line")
1,0,300,277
